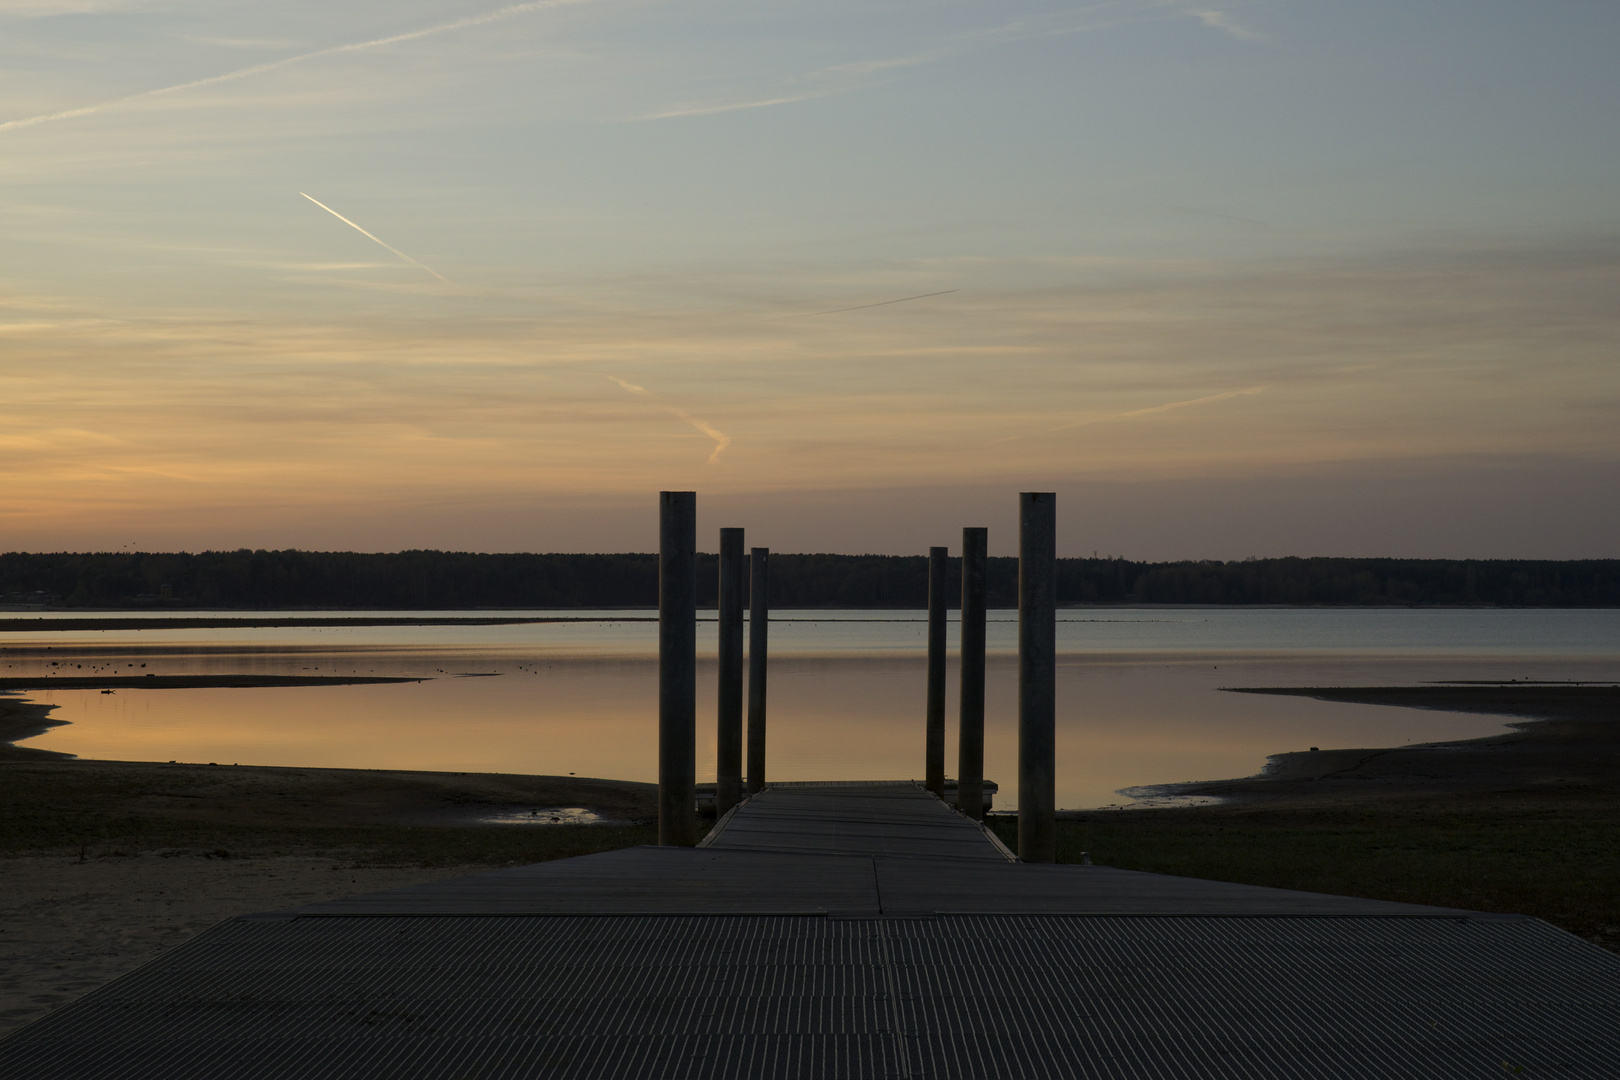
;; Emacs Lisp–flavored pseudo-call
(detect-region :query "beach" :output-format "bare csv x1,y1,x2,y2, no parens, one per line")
4,680,1617,1036
1,692,660,1036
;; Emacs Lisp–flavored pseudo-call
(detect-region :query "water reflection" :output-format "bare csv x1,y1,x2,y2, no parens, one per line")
5,609,1617,809
477,807,608,825
13,653,1616,809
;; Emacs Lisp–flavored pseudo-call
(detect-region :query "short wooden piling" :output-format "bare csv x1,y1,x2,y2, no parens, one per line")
958,527,987,820
659,491,697,846
717,528,745,816
925,546,948,798
1018,492,1057,862
746,547,769,794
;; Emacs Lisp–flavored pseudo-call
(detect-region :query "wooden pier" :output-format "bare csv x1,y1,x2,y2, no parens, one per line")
4,781,1619,1078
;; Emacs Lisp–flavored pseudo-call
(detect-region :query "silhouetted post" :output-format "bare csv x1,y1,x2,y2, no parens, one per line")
659,491,697,846
1019,492,1056,862
958,527,987,820
717,528,745,816
746,547,769,793
925,546,948,798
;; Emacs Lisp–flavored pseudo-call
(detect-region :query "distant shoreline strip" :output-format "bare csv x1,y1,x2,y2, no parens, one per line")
0,617,655,633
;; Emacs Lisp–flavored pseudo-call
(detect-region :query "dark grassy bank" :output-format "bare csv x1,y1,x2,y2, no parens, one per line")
0,756,659,868
989,796,1620,951
990,684,1620,951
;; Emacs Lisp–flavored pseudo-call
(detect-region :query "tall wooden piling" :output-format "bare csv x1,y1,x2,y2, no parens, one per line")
925,546,948,798
746,547,770,794
1018,492,1057,862
717,528,745,816
958,527,987,820
659,491,697,846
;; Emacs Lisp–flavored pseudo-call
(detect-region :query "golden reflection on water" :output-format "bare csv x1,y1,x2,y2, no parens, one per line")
13,650,1576,808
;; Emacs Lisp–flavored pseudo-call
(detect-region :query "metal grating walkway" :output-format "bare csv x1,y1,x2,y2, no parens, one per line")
4,782,1619,1078
701,783,1014,862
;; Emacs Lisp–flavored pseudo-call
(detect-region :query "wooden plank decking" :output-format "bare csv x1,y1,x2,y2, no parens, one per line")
3,781,1619,1078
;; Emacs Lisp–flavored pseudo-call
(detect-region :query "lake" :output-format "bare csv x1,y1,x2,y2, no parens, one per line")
4,608,1617,809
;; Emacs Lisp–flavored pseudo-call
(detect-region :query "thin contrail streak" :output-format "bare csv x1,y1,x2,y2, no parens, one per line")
299,192,451,283
1050,386,1268,432
0,0,591,135
1114,385,1267,418
780,289,959,319
607,376,732,464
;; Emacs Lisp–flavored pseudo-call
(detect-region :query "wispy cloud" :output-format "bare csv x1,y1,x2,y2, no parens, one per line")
0,0,141,15
632,51,946,121
1109,385,1268,420
776,289,958,320
633,2,1174,122
4,239,1613,544
607,375,732,463
1042,386,1269,434
1188,8,1265,42
0,0,597,134
299,192,452,284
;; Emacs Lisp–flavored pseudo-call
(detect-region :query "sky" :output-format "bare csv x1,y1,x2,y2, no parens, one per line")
2,0,1617,559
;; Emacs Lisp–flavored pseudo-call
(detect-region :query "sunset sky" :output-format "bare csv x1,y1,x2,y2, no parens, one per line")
3,0,1617,558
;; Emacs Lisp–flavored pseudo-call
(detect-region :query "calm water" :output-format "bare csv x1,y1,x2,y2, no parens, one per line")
4,608,1618,808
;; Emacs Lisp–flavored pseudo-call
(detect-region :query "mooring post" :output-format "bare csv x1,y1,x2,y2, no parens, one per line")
659,491,697,846
958,527,987,820
925,546,949,798
717,528,745,816
1018,492,1057,862
746,547,769,794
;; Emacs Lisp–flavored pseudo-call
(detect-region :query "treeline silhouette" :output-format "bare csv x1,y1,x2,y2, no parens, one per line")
3,551,1617,608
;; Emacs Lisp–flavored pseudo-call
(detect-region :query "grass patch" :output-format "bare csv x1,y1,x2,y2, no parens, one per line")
0,807,658,867
987,799,1620,952
0,758,659,867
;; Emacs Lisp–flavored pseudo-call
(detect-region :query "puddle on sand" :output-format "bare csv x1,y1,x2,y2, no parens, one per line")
476,806,608,825
1109,787,1228,810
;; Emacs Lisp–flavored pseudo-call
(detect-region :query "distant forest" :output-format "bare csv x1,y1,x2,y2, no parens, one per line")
2,550,1617,608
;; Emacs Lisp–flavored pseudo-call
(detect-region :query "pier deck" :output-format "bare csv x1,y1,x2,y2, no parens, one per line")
3,781,1618,1078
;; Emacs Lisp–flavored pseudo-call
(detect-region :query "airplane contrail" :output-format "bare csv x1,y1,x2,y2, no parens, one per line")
607,375,732,464
299,192,451,284
779,289,959,319
1051,386,1268,432
0,0,594,135
1113,385,1268,419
